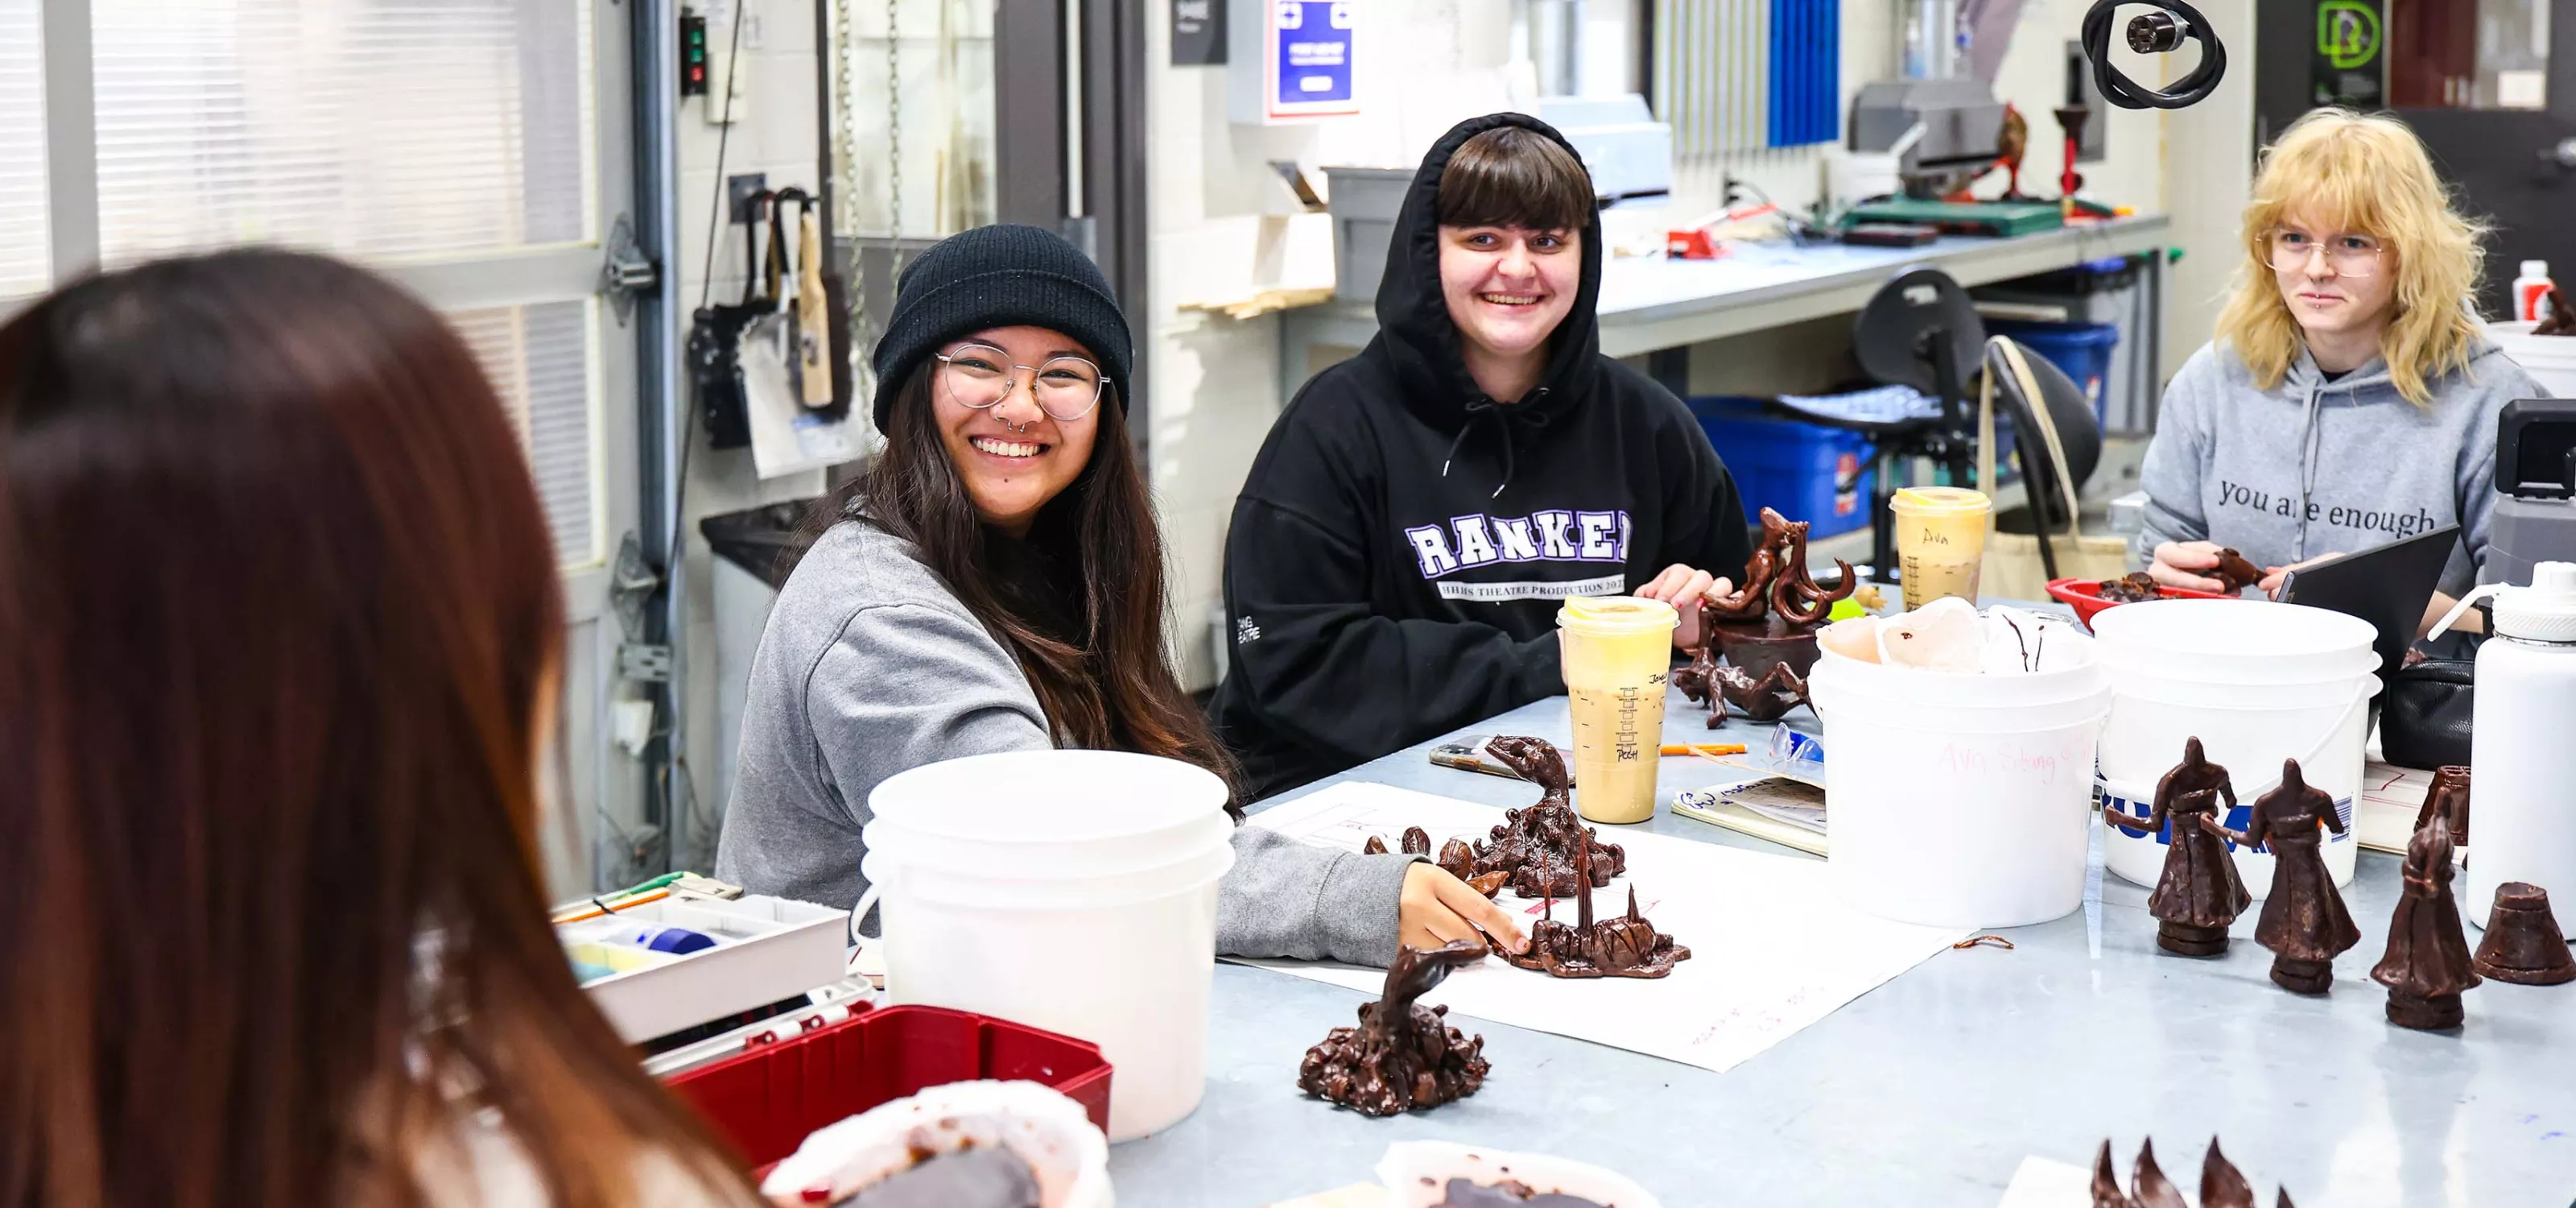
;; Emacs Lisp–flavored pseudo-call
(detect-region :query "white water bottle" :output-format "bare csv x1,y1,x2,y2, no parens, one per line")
2434,561,2576,931
2513,259,2555,323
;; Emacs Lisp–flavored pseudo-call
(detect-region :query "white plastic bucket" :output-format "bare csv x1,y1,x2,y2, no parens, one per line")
2088,600,2377,678
1810,638,2113,929
2490,321,2576,399
857,751,1238,1143
2096,679,2373,895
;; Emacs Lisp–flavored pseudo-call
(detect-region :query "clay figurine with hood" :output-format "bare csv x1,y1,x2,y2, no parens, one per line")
1211,113,1752,800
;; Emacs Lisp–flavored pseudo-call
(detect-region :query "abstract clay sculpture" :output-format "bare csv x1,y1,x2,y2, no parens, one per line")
1473,737,1627,898
2211,548,2264,594
1678,508,1849,726
1298,940,1492,1116
2212,759,2361,994
2413,765,2471,847
1501,842,1691,979
2471,882,2576,987
2533,286,2576,336
2372,814,2482,1030
2098,571,2164,604
1365,829,1511,897
2103,738,2251,957
2091,1137,2297,1208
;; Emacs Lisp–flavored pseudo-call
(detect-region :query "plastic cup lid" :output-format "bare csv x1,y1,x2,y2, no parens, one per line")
1889,486,1992,515
1557,595,1678,634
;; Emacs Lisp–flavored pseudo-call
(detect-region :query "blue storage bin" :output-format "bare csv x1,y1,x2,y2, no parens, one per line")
1686,396,1876,540
1984,320,2118,425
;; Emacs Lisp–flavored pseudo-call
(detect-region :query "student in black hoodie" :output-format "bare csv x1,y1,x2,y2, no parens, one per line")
1211,113,1752,801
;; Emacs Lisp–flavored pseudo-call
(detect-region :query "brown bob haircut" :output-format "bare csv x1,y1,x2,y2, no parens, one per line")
1435,125,1597,234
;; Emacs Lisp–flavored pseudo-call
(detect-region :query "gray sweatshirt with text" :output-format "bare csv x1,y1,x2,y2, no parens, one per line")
712,518,1420,967
2134,338,2548,597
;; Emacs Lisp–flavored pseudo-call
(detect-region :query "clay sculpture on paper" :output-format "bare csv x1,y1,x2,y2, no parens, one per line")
2091,1137,2297,1208
1298,940,1492,1116
2103,738,2252,957
1501,842,1691,980
1363,828,1510,897
2471,882,2576,986
1674,507,1852,728
1472,737,1627,899
2372,814,2482,1031
2414,765,2471,846
2212,759,2362,994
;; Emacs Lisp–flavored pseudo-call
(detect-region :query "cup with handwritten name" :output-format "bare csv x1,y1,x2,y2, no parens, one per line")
1890,486,1991,610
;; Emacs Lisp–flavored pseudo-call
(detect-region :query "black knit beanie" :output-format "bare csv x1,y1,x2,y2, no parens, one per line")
870,223,1133,434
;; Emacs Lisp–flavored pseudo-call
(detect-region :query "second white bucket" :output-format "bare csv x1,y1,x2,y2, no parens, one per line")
859,750,1237,1143
1810,631,2112,929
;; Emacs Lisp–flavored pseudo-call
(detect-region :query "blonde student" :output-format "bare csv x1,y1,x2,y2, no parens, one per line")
2137,108,2549,633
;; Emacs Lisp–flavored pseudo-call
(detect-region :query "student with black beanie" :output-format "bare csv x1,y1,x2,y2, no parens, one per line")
1211,114,1752,801
716,223,1527,967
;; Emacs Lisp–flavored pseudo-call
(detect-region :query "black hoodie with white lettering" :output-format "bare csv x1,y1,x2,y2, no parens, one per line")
1209,113,1750,801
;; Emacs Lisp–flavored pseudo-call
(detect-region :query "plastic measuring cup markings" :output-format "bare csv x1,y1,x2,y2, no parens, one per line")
1557,596,1679,825
1890,486,1992,610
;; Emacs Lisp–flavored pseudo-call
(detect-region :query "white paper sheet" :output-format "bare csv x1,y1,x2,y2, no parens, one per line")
1995,1156,2092,1207
2356,761,2437,855
1238,782,1968,1074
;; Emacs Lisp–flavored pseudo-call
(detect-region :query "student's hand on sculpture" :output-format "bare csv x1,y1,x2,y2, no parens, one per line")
1399,863,1530,956
1637,564,1729,649
2147,540,2228,594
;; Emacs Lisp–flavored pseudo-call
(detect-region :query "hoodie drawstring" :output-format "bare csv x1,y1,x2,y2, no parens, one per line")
2295,379,2328,562
1439,391,1552,499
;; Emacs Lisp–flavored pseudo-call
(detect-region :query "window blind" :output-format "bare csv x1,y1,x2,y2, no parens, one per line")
452,300,601,569
90,0,595,266
0,0,47,301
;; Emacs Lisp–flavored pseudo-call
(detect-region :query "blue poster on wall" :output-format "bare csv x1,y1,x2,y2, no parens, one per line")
1269,0,1354,114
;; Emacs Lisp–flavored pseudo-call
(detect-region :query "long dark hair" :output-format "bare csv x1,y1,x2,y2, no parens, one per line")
0,251,752,1206
826,366,1236,796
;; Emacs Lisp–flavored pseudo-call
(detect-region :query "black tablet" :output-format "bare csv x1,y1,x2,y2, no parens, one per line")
2278,523,2462,678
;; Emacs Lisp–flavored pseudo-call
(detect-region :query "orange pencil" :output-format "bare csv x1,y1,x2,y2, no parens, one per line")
1662,743,1747,757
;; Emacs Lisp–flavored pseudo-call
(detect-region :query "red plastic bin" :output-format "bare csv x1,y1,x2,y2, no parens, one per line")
664,1004,1113,1170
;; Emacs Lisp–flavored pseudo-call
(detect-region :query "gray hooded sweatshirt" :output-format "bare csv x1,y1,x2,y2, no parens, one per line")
2135,337,2549,596
712,517,1422,967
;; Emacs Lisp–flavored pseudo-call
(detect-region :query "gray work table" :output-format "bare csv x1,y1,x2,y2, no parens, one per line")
1279,213,2174,404
1108,683,2576,1206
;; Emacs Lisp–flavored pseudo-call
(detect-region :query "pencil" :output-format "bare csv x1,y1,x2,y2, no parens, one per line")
1662,743,1748,757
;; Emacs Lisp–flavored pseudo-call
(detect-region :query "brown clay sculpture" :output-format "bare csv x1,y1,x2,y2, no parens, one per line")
2211,759,2361,994
1297,940,1491,1116
2092,1138,2297,1208
2372,813,2482,1030
2211,548,2264,594
1501,842,1690,979
2413,765,2470,847
1472,737,1627,898
1364,828,1510,896
2098,571,2163,603
1676,507,1851,727
2103,738,2251,957
2471,882,2576,987
2533,286,2576,336
1430,1182,1611,1208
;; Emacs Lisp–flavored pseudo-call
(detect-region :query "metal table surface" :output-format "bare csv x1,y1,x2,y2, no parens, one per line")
1108,685,2576,1206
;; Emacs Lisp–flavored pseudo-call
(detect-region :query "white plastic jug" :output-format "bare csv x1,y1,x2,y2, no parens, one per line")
858,750,1238,1142
2436,563,2576,931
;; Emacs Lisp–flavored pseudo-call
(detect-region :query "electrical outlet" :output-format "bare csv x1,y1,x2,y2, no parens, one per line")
727,173,768,224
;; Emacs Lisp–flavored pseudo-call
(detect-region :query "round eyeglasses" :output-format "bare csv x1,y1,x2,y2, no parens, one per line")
934,344,1108,423
2267,230,2384,279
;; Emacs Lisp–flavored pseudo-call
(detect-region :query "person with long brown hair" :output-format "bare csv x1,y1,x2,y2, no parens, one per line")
0,251,756,1206
715,224,1526,966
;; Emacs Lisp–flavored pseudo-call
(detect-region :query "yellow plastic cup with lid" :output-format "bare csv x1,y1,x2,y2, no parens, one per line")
1556,596,1678,825
1890,486,1992,610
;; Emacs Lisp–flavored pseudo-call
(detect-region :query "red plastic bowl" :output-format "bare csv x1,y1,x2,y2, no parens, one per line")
2046,577,2236,627
664,1003,1113,1171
